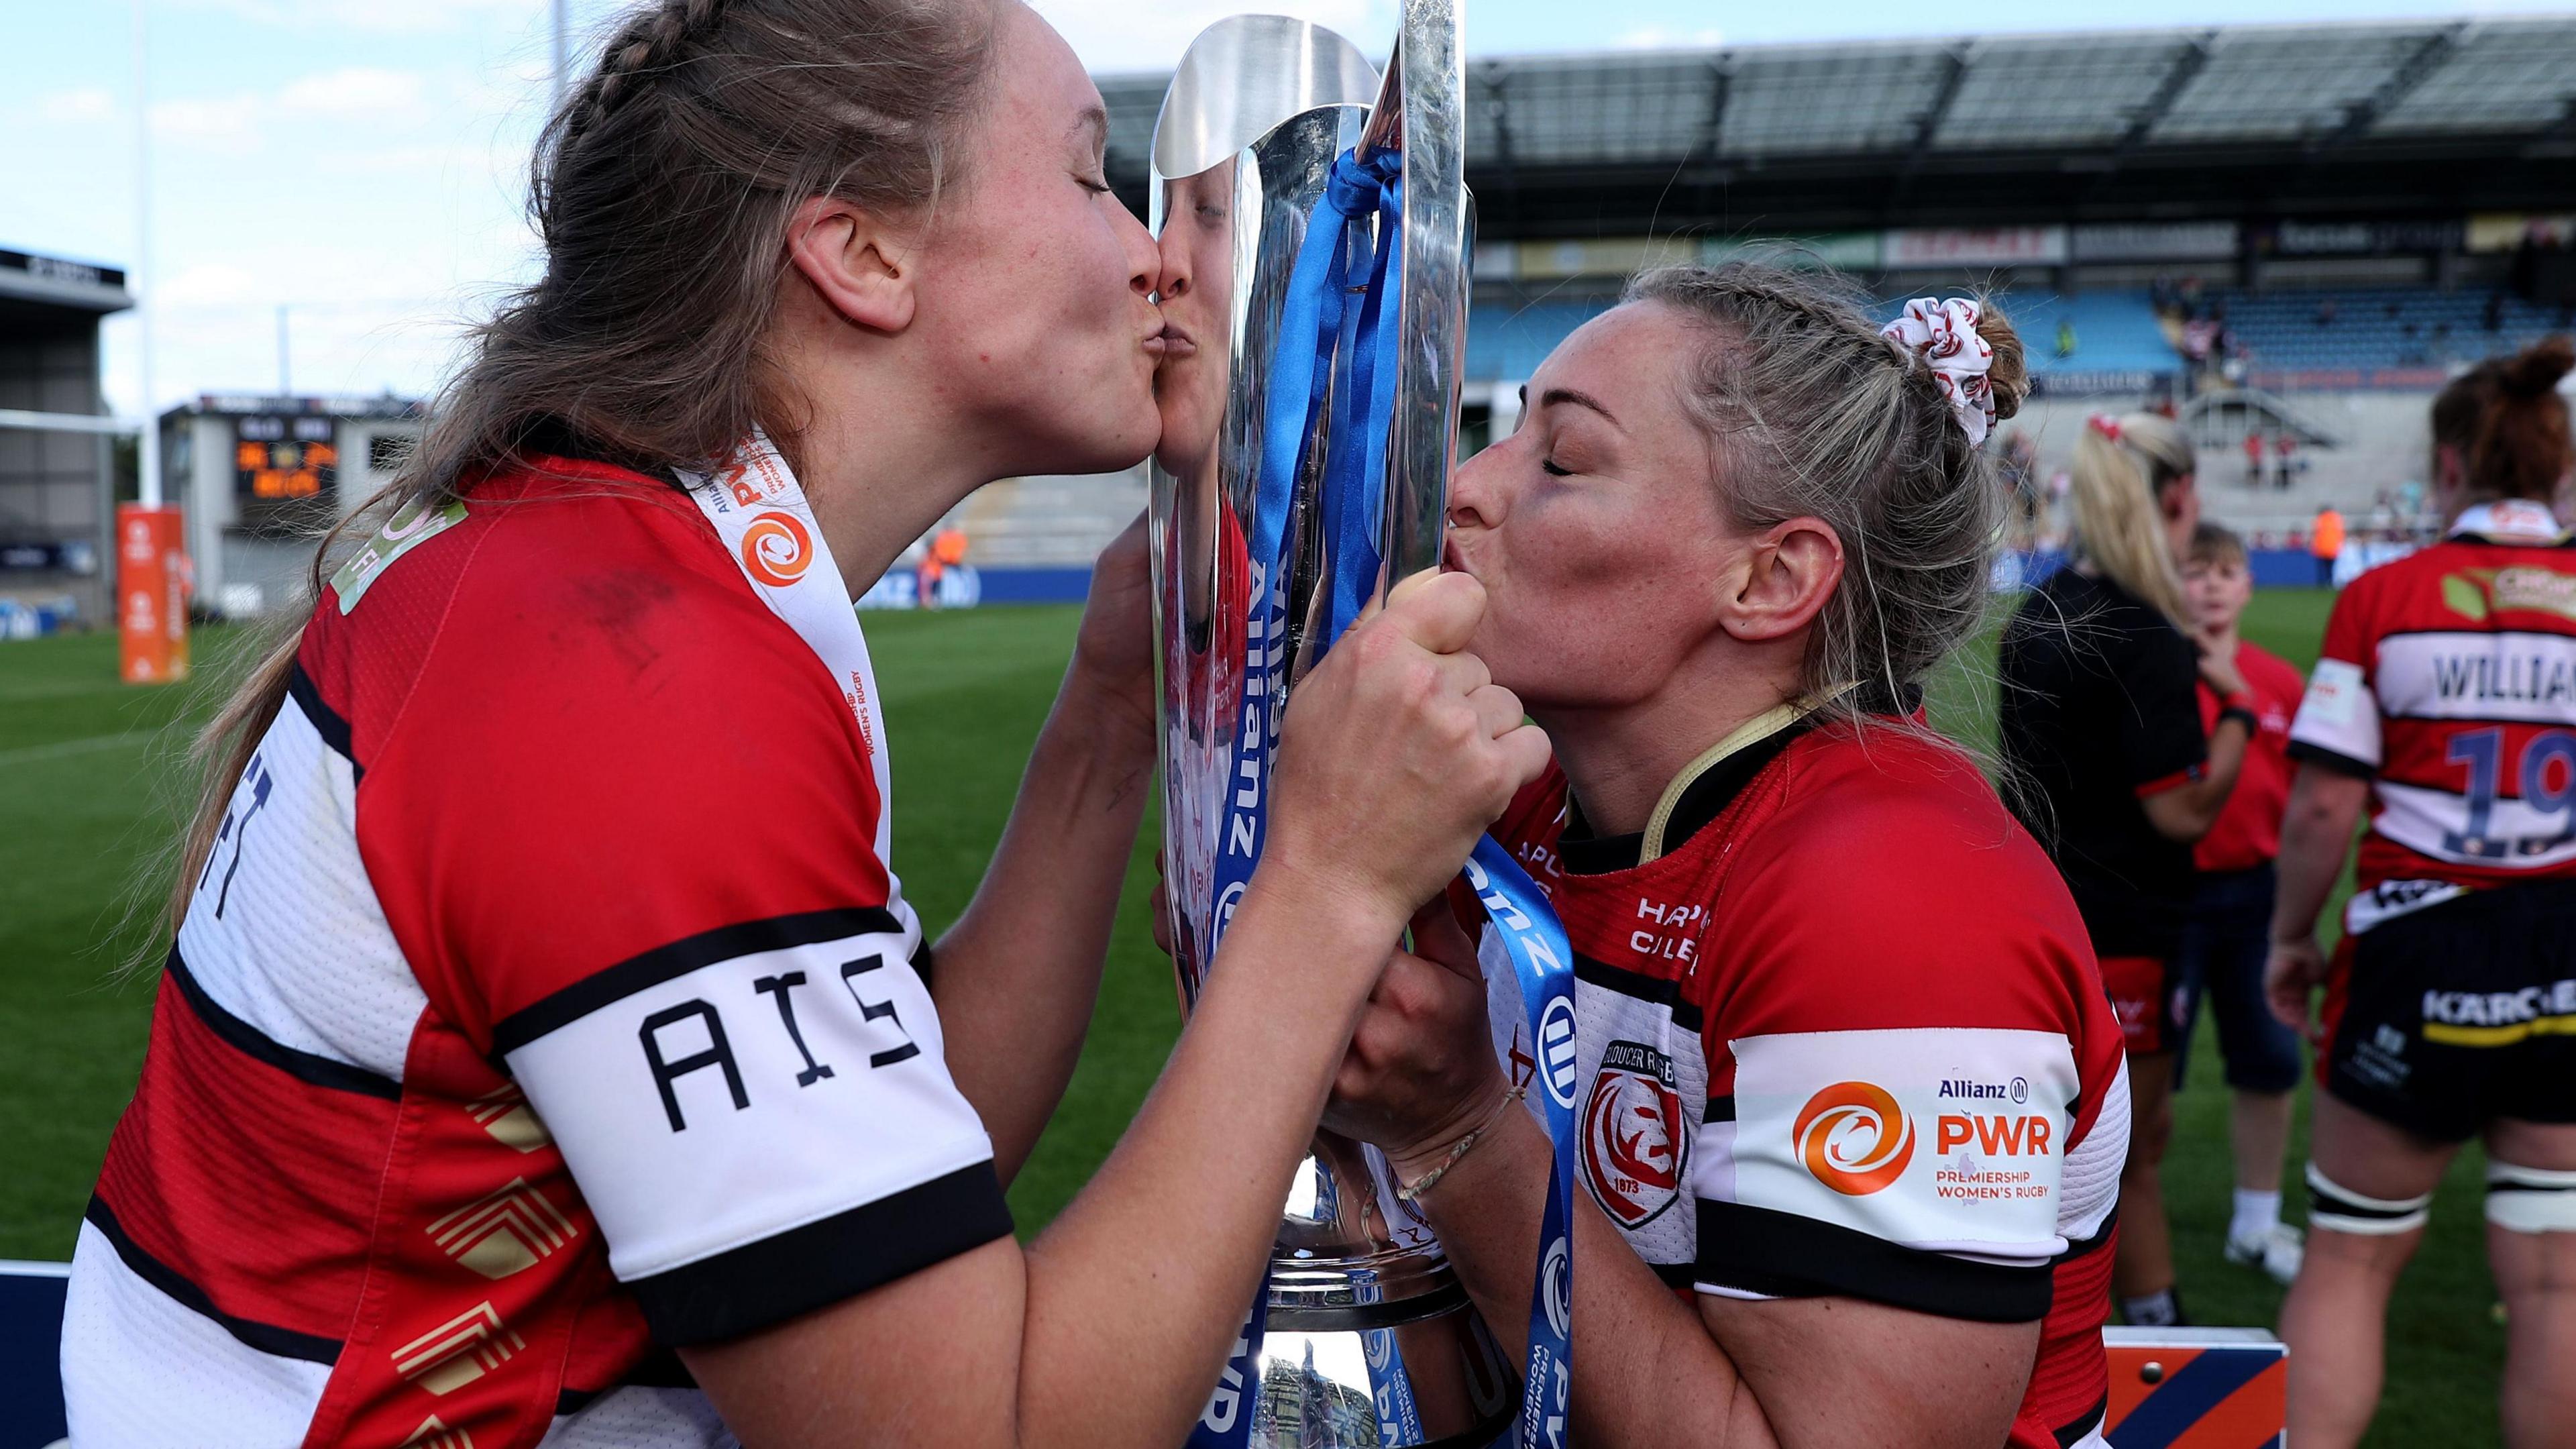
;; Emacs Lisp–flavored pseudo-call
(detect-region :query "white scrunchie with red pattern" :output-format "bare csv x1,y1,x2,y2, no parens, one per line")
1880,297,1996,447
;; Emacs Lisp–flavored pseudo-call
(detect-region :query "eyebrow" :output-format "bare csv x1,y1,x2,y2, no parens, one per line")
1536,386,1620,428
1070,105,1108,152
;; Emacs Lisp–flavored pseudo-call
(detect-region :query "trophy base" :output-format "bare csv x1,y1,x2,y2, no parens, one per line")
1240,1281,1517,1448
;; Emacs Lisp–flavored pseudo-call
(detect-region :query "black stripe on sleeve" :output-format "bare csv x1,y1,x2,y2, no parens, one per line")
1703,1095,1735,1126
1695,1199,2055,1324
83,1195,345,1365
491,906,902,1054
555,1351,696,1415
1573,954,1705,1034
629,1161,1015,1346
2286,739,2377,778
285,661,359,779
2053,1394,2108,1449
166,945,402,1101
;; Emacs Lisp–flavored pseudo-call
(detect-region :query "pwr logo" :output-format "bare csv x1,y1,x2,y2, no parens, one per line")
1934,1113,2053,1157
740,511,814,587
1793,1081,1914,1195
1583,1040,1688,1228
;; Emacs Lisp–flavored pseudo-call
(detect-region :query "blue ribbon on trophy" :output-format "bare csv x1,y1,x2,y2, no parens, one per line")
1193,143,1578,1449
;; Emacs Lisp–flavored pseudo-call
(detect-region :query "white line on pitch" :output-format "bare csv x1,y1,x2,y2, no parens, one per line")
0,731,166,767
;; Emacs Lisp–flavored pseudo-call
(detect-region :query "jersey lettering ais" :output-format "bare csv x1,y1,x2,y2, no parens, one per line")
65,458,1012,1448
1474,722,2129,1449
2289,500,2576,934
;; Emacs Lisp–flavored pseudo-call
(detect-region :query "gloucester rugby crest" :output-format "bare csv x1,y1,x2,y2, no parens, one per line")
1582,1040,1688,1228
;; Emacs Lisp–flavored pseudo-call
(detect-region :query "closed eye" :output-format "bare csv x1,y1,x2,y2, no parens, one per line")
1540,458,1572,477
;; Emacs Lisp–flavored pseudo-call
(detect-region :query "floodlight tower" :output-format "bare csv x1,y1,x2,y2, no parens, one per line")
553,0,570,109
131,0,158,506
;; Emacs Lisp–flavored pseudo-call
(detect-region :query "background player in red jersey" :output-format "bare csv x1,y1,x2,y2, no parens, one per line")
65,5,1548,1447
1320,265,2133,1449
2177,523,2311,1283
1998,412,2253,1330
2268,336,2576,1449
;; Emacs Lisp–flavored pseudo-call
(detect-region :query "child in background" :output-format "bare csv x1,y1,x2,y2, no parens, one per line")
2179,523,2310,1281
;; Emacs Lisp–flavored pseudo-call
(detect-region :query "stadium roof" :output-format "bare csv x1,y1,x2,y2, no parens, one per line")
1101,17,2576,236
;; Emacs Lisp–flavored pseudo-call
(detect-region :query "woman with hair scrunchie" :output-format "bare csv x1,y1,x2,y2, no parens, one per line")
1316,266,2133,1449
1997,407,2253,1332
60,3,1548,1446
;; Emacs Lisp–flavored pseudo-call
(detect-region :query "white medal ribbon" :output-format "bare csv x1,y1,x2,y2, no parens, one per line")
676,431,894,863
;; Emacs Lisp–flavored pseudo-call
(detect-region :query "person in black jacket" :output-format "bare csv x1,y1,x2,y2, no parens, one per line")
2001,411,2253,1328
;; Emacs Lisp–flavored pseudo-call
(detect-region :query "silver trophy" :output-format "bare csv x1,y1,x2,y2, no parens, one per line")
1146,7,1502,1446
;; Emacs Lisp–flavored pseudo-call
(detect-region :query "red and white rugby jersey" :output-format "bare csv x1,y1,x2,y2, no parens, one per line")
2289,499,2576,934
1477,718,2129,1449
66,455,1010,1449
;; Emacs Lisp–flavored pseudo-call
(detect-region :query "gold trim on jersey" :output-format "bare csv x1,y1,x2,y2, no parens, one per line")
1638,684,1859,865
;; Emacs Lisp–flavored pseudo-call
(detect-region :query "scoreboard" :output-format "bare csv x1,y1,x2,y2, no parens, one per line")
233,414,338,527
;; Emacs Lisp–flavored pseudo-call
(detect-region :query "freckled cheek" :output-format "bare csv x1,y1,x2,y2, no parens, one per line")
1483,521,1647,663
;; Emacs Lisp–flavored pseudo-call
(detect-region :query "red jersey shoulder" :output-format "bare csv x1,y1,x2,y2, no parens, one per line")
1707,727,2100,1036
1493,763,1570,892
2348,539,2576,640
2239,641,2304,709
2447,540,2576,633
301,460,835,768
306,460,893,1042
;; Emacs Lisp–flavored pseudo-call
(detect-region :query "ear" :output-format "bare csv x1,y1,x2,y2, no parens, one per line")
2434,442,2468,493
1723,517,1844,643
2158,474,2196,523
784,195,916,335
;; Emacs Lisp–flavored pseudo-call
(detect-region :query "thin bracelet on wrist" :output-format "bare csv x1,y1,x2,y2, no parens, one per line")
1395,1084,1527,1204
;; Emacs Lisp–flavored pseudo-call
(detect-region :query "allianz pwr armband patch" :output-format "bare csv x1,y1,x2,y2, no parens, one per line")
1722,1027,2079,1258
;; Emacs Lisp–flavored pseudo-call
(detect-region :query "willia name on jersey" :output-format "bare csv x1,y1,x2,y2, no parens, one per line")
2431,649,2576,705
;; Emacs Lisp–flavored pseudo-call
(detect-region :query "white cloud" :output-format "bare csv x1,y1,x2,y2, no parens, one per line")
277,66,429,117
169,0,533,36
40,87,117,125
144,65,437,154
149,93,264,152
158,262,262,307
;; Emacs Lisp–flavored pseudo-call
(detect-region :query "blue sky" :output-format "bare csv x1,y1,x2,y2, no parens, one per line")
5,0,2568,415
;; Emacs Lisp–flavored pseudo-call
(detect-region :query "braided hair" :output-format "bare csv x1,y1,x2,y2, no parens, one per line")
1622,261,2029,727
553,0,727,155
164,0,1001,938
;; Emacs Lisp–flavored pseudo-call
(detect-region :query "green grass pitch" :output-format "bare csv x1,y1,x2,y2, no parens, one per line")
0,590,2498,1443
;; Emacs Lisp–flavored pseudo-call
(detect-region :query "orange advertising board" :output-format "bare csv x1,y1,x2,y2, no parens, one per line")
117,503,191,684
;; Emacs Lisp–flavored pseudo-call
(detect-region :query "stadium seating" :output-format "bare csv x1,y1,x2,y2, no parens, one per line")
953,468,1148,568
2212,287,2574,378
1464,298,1616,381
2005,291,2180,377
1467,288,2182,382
957,285,2573,572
